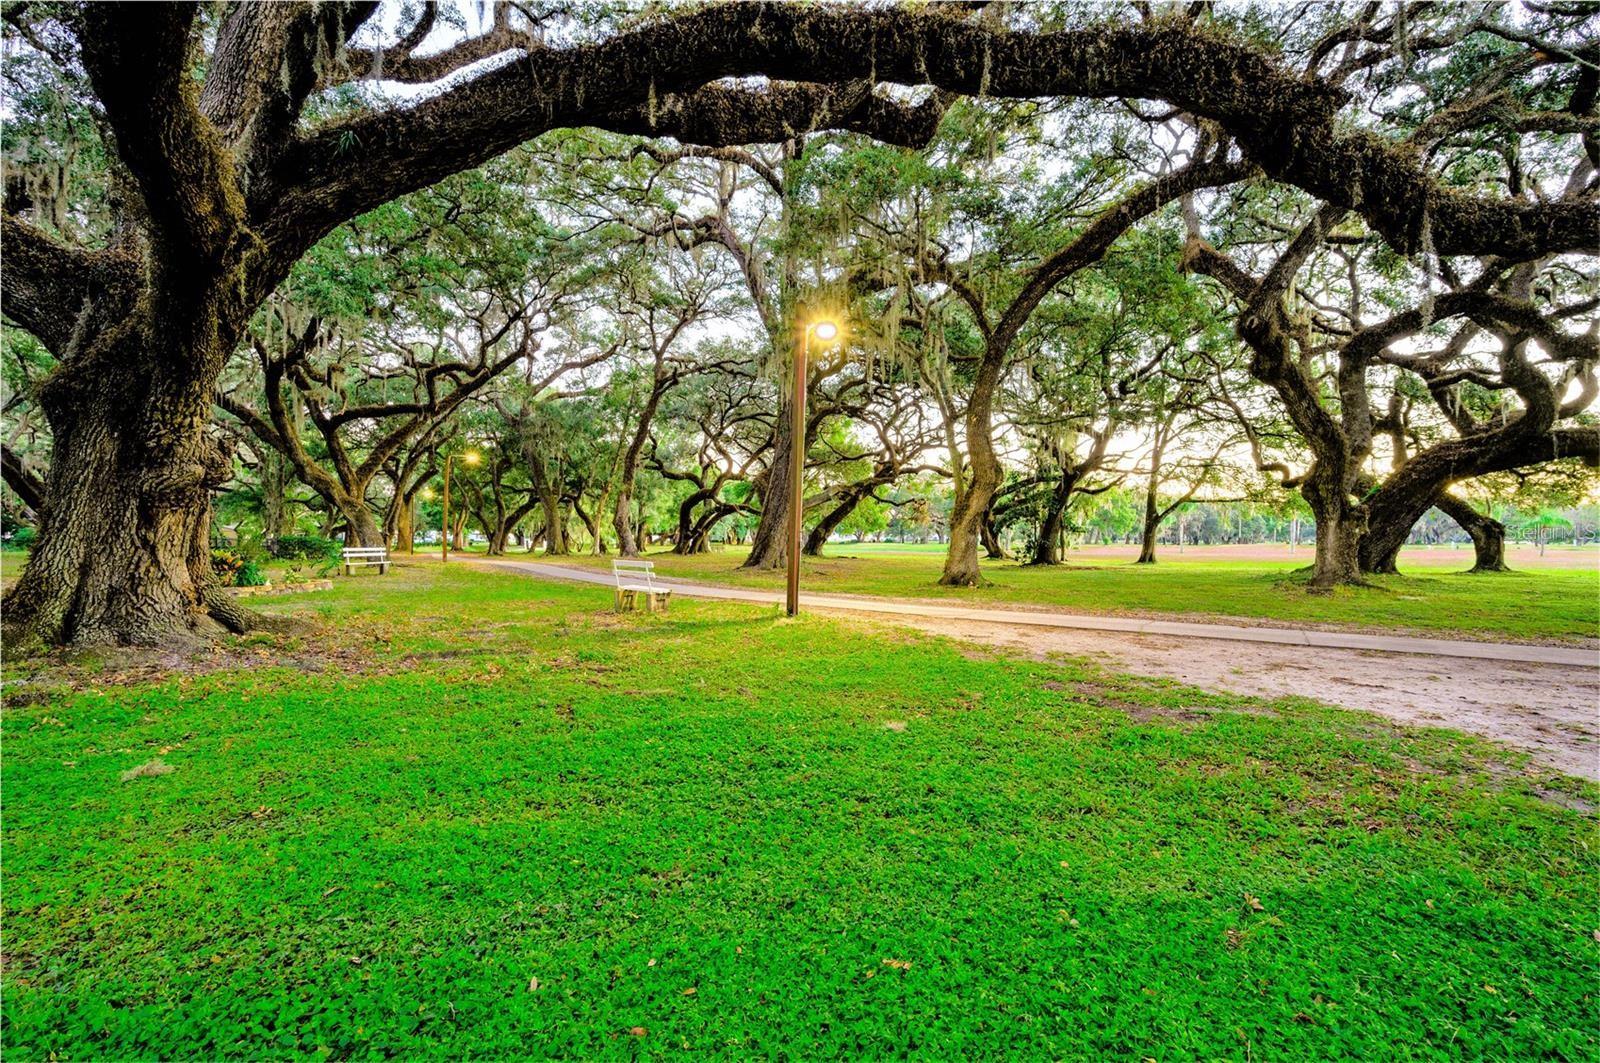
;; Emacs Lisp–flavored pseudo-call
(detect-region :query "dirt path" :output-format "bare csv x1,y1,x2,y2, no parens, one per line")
887,616,1598,781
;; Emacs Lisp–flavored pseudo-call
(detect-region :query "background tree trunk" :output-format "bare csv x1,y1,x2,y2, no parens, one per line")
1433,492,1510,573
1136,487,1161,565
540,493,567,554
260,449,288,550
940,358,1002,586
613,490,638,557
743,399,795,570
979,510,1010,560
1030,480,1073,566
804,490,864,556
394,499,413,555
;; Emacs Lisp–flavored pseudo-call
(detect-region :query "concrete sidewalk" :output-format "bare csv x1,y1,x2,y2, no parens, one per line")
463,557,1598,668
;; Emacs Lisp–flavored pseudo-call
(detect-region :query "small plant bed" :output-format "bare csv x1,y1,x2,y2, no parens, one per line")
226,578,335,598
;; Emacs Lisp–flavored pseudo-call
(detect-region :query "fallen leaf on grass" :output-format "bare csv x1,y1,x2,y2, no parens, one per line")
528,976,539,992
627,1027,647,1038
883,720,907,732
682,987,696,996
882,958,912,970
1244,892,1265,912
120,759,175,782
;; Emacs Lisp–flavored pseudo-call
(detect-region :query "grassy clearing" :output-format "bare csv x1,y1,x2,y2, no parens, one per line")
3,564,1596,1058
541,545,1600,644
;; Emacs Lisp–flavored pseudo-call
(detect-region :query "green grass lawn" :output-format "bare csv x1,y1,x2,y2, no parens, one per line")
3,564,1596,1058
540,545,1600,644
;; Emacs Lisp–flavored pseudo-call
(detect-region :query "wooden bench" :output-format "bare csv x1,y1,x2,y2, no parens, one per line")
342,546,390,575
613,559,671,613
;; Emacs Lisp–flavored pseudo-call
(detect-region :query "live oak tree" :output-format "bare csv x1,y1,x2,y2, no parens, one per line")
1006,231,1232,566
803,388,943,557
602,256,735,557
4,1,1594,643
623,139,905,571
1181,3,1598,587
218,159,608,548
851,92,1250,581
1133,374,1240,566
648,368,771,555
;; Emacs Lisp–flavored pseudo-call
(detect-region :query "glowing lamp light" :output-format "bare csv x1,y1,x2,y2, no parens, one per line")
463,450,481,465
813,320,839,341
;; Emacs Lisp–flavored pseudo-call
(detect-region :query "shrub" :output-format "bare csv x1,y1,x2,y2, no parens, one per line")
210,549,244,583
9,526,37,549
271,535,342,575
235,560,267,587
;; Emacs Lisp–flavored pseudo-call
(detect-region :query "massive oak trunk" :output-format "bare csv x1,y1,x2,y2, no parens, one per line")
539,494,567,554
343,502,385,548
613,490,640,557
1301,472,1366,590
1353,426,1597,573
1367,491,1509,574
4,310,258,645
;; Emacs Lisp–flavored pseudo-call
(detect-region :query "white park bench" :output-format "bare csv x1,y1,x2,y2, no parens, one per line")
342,546,390,576
613,559,671,613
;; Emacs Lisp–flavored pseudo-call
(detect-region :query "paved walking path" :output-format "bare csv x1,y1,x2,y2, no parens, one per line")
463,557,1598,667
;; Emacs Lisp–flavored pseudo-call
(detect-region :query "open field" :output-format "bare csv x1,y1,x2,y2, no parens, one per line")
538,543,1600,645
3,564,1596,1058
828,541,1600,570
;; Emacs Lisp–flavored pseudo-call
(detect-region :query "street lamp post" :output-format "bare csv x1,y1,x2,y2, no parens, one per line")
787,319,839,616
441,449,479,563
